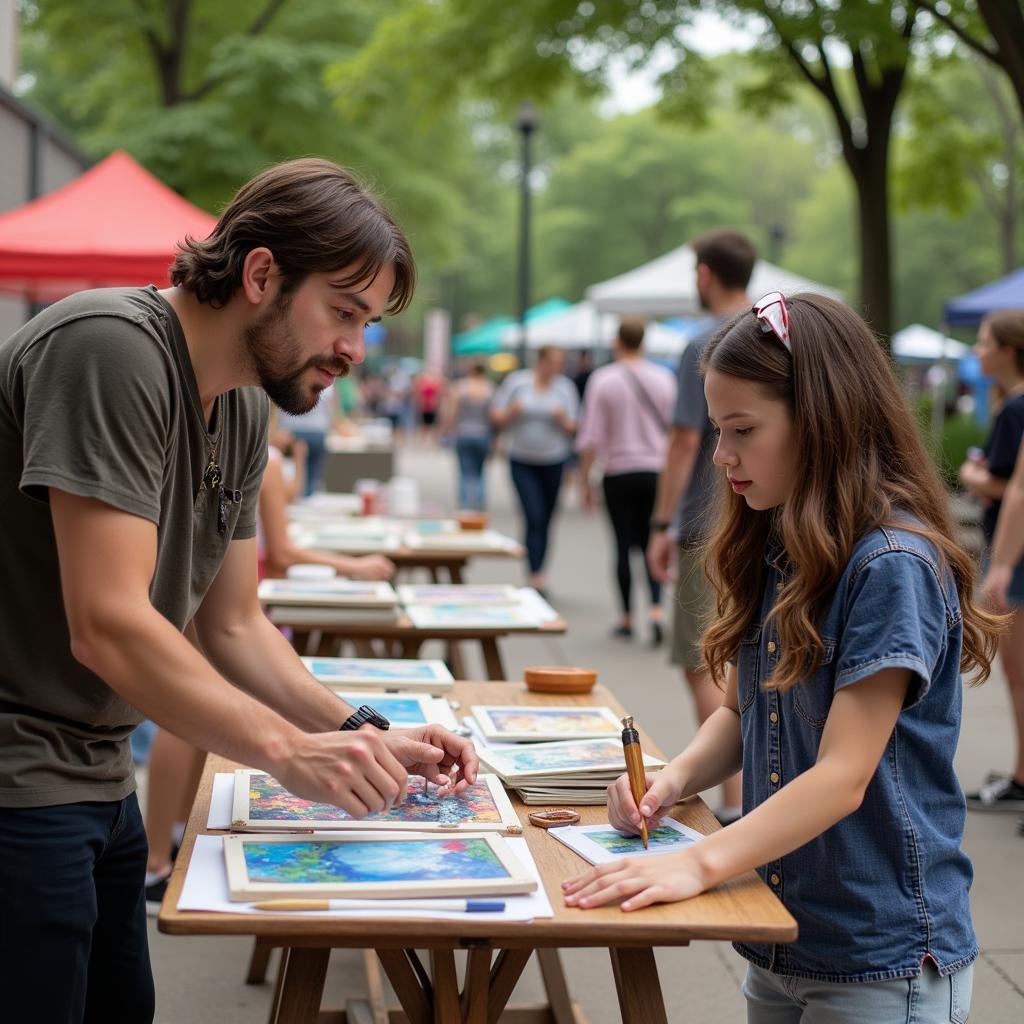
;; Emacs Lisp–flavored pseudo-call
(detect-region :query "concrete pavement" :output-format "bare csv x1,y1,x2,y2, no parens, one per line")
147,441,1024,1022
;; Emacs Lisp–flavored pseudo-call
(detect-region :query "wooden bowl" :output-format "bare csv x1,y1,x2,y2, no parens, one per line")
523,666,597,695
456,510,489,531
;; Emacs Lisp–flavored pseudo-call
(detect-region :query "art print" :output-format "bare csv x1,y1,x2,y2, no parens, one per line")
257,579,397,607
231,770,520,833
478,738,664,781
223,831,537,900
302,657,453,693
404,603,541,630
472,705,622,742
326,692,458,729
548,819,705,866
396,584,520,605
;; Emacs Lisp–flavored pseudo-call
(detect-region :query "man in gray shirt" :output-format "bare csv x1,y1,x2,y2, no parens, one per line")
0,158,477,1021
646,228,756,824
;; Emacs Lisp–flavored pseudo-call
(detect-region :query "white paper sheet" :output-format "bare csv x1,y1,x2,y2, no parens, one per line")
177,833,552,920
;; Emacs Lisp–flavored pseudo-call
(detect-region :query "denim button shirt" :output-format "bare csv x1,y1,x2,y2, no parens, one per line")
734,525,978,982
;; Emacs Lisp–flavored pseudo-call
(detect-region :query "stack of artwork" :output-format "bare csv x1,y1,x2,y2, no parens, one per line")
224,771,532,901
257,578,401,625
401,584,556,630
401,529,518,552
301,656,453,694
476,737,665,805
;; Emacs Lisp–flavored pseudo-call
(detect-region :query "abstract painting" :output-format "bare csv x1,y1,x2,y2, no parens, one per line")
302,657,453,692
478,738,665,781
472,705,622,742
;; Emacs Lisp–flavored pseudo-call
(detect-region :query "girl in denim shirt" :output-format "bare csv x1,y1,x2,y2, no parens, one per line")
564,294,1004,1022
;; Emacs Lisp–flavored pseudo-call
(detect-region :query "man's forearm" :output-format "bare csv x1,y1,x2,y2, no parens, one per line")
198,609,354,731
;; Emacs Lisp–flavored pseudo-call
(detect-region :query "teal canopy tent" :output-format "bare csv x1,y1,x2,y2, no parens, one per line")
452,299,571,356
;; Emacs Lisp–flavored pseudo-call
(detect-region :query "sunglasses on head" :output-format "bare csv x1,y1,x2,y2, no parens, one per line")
753,292,791,351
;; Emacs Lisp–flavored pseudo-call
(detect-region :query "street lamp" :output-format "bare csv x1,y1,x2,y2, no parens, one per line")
515,101,538,368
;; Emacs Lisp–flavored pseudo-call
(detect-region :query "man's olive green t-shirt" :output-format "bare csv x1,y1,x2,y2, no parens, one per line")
0,286,268,807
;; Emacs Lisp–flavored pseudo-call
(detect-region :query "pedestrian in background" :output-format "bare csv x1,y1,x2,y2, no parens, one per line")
577,318,675,644
491,346,578,595
441,361,494,511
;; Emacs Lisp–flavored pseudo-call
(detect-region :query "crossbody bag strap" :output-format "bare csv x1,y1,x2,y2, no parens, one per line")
621,366,669,433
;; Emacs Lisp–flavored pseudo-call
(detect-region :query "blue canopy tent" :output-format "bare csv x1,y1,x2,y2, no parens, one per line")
944,267,1024,327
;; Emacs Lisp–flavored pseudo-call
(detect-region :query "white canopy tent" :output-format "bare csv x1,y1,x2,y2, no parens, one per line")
890,323,971,363
499,300,688,358
585,244,843,317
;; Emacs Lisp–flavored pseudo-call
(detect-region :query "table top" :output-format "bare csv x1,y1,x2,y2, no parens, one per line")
159,681,797,949
265,608,568,638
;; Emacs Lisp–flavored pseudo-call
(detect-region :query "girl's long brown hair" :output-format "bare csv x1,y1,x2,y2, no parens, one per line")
699,293,1003,692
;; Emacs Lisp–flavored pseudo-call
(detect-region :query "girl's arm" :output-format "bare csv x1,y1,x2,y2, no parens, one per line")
565,665,911,911
259,453,394,581
983,440,1024,609
958,459,1007,500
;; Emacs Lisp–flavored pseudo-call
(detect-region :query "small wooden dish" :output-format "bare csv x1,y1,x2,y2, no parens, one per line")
528,809,581,829
455,511,489,531
523,667,597,695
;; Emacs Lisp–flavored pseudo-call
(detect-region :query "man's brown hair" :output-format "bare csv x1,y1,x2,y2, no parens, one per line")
170,158,415,312
691,228,757,291
617,317,646,351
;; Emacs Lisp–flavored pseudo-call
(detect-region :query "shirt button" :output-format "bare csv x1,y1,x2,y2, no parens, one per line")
770,771,780,784
769,712,779,724
770,873,781,886
767,641,777,653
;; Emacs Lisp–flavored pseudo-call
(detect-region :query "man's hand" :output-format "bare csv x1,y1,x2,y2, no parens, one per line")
272,729,408,818
646,530,677,584
382,725,479,793
562,848,709,911
348,555,396,580
606,765,684,834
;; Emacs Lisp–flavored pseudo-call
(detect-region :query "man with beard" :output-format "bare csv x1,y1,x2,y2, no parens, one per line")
645,228,755,827
0,158,477,1022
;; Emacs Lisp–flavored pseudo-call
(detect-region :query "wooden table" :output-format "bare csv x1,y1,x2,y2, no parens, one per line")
159,682,796,1024
265,608,568,681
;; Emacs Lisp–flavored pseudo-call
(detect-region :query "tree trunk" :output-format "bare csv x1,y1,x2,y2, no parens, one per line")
978,0,1024,121
852,158,893,345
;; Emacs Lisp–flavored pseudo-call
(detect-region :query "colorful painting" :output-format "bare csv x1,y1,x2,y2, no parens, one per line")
549,819,706,866
324,692,457,729
404,603,541,629
223,831,537,899
479,738,664,780
232,771,520,833
472,705,621,742
302,657,453,692
257,579,397,607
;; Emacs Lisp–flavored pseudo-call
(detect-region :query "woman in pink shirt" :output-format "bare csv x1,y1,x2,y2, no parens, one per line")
576,318,677,644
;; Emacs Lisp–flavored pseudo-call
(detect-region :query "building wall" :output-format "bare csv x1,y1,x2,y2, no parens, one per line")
0,90,87,338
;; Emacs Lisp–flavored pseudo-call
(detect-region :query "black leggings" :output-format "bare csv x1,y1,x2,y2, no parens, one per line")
602,471,661,615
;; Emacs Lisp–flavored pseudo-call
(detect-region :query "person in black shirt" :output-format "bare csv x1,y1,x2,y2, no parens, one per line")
959,310,1024,813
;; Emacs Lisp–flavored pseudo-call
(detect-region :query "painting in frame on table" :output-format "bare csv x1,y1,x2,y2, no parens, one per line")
549,819,706,865
402,530,515,552
256,578,398,607
223,831,537,900
301,657,453,693
478,738,665,782
404,603,541,630
471,705,623,742
230,770,521,834
324,692,459,730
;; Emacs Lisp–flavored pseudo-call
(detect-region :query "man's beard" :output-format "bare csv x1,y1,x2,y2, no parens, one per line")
244,292,349,415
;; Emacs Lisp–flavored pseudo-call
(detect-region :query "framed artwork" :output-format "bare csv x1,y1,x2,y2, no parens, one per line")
406,519,459,534
478,738,665,782
257,579,398,607
396,584,520,606
223,831,537,900
549,819,706,865
471,705,622,742
326,692,458,730
294,530,402,554
404,603,541,630
302,657,453,693
402,530,514,552
230,770,521,834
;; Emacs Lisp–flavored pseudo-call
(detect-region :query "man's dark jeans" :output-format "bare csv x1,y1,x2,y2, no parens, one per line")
0,793,155,1023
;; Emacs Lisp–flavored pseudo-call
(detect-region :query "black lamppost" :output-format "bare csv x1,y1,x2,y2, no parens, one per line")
515,102,538,368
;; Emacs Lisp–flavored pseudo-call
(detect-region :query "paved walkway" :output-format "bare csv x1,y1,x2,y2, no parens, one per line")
147,441,1024,1022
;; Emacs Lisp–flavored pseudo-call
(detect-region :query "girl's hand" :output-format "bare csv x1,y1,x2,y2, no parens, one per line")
562,849,708,911
348,555,396,581
607,765,684,834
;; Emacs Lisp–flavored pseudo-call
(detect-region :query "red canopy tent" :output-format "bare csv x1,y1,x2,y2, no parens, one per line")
0,150,216,301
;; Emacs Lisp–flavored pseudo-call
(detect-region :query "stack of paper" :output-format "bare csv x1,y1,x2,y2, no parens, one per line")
258,578,401,625
476,738,665,806
401,585,559,630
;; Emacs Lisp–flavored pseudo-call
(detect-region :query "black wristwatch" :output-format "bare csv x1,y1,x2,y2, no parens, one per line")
339,705,390,732
649,519,671,533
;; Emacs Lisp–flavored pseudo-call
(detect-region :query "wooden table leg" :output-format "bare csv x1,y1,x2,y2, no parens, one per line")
447,640,467,679
480,638,506,681
429,949,462,1022
485,948,532,1024
609,947,668,1024
376,949,431,1024
269,947,329,1024
460,947,492,1024
246,937,276,984
536,948,576,1024
291,629,312,655
447,561,465,584
361,949,389,1024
